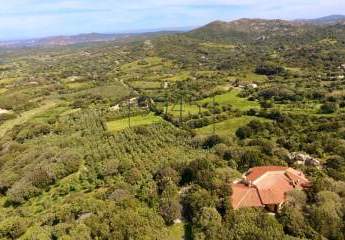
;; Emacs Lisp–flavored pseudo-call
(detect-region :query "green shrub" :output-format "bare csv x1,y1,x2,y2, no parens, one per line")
0,217,29,239
320,102,338,114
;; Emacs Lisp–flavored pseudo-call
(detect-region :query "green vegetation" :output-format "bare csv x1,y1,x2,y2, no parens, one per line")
0,100,59,138
237,71,268,82
200,42,236,49
0,88,7,94
129,81,162,89
0,17,344,239
166,103,206,117
166,71,192,82
107,113,163,131
195,116,268,136
121,57,172,72
65,82,94,90
198,90,260,111
166,223,185,240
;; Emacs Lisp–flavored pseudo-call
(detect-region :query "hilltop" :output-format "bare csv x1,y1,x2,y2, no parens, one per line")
188,15,345,44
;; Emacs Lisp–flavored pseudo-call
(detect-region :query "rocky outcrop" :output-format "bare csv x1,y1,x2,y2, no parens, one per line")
288,152,320,166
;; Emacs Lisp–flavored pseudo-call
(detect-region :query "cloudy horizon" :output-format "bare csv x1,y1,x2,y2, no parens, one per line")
0,0,344,41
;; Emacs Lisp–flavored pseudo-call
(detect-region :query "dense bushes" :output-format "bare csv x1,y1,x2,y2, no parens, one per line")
12,122,51,143
255,63,286,76
5,150,81,204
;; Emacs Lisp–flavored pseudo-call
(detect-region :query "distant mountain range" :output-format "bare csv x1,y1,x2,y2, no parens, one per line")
1,15,344,48
0,31,181,48
294,14,345,25
0,33,122,48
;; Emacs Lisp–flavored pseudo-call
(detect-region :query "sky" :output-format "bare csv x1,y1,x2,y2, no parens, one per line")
0,0,344,40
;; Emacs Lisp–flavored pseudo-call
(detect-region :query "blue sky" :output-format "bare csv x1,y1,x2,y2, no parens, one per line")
0,0,344,40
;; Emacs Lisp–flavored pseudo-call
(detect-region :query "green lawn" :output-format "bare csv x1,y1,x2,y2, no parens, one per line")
107,113,163,132
198,90,260,111
166,103,207,117
165,71,191,82
195,116,269,136
239,72,268,82
130,81,162,89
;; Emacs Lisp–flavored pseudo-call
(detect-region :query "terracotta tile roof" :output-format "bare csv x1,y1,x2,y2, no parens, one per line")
231,183,263,209
231,166,310,210
245,166,289,181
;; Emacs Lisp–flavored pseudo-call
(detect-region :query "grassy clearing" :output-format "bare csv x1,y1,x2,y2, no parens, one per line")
0,77,17,85
275,102,321,115
0,100,60,138
130,81,162,89
195,70,218,78
319,38,337,45
166,223,184,240
166,71,191,82
65,82,93,90
166,103,207,117
198,90,260,111
285,67,304,75
75,83,130,101
62,76,82,83
121,57,172,72
0,88,7,95
107,113,163,132
33,104,73,122
195,116,269,136
276,102,345,116
238,72,268,82
200,42,236,49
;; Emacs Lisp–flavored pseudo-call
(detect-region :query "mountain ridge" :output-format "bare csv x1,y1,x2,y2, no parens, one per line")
0,31,183,48
187,14,345,44
1,15,344,48
294,14,345,25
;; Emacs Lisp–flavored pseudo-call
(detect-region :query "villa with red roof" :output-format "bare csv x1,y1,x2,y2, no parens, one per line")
231,166,310,212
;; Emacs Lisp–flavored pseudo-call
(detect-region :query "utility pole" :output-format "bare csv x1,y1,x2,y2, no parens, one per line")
165,93,169,116
128,98,131,128
212,95,216,134
163,81,169,116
